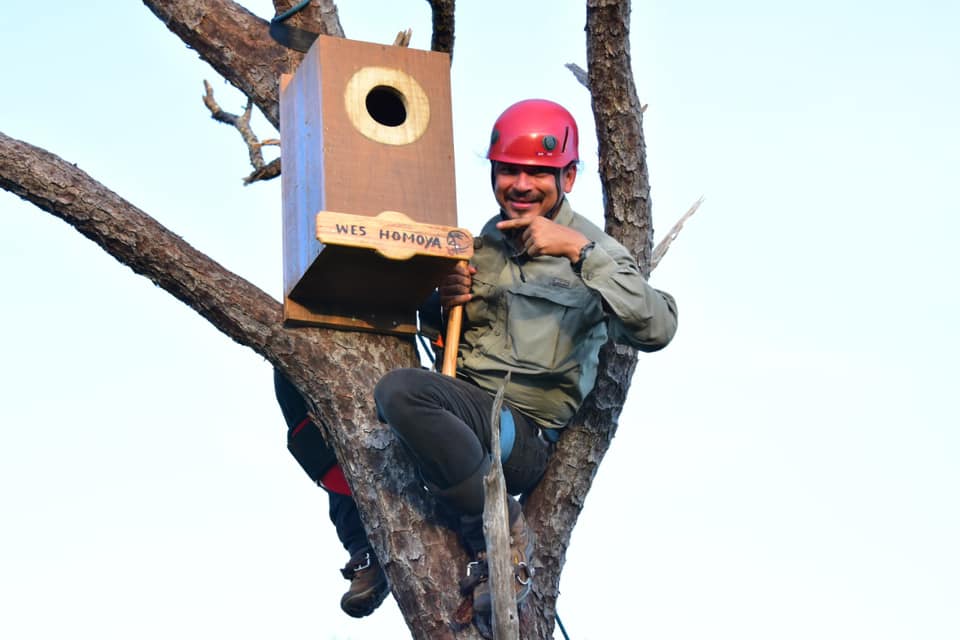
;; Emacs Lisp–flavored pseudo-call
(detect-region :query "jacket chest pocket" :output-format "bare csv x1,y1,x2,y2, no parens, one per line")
505,281,600,370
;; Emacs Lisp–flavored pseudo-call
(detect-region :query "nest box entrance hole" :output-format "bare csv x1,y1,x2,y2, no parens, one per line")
366,85,407,127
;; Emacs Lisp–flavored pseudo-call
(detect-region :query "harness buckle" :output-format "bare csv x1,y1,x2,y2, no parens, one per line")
515,561,532,585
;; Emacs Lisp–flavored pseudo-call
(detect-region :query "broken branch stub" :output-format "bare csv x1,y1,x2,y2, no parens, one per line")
483,373,520,639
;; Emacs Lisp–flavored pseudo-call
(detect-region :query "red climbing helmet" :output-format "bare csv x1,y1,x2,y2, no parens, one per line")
487,99,579,168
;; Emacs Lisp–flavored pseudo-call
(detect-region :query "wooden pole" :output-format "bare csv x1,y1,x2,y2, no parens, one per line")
441,260,467,377
441,304,463,377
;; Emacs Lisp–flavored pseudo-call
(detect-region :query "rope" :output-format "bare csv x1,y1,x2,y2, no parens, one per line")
271,0,311,24
556,611,572,640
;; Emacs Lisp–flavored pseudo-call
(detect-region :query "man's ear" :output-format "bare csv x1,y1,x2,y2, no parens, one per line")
562,163,578,193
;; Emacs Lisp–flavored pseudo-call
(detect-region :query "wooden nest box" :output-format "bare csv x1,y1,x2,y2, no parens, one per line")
279,35,471,334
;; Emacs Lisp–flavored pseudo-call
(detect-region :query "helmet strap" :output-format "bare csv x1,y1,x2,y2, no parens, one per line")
547,171,565,219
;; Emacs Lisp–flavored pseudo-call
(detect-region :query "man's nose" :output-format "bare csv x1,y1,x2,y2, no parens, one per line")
514,170,532,190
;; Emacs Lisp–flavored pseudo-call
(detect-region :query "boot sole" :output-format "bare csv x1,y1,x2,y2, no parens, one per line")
341,580,390,618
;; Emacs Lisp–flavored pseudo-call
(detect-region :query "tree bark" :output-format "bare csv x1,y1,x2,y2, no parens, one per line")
0,125,476,638
1,1,651,638
141,0,344,129
427,0,456,57
519,1,649,637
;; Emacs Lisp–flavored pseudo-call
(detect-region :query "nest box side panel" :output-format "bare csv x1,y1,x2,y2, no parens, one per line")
316,36,457,227
280,63,325,299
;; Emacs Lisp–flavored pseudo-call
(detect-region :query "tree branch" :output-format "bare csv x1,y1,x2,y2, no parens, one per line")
652,196,703,272
272,0,343,36
426,0,456,56
137,5,485,637
564,62,589,89
243,157,281,184
0,130,279,345
521,1,650,637
566,61,648,113
142,0,343,129
202,80,280,183
0,126,479,638
7,1,655,637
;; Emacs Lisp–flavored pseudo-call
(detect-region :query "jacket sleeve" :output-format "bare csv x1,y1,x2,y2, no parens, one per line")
577,237,678,352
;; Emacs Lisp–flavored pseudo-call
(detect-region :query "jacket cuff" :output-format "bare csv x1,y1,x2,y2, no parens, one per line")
576,242,616,283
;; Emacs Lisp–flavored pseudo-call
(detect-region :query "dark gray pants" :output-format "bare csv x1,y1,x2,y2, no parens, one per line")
373,368,551,516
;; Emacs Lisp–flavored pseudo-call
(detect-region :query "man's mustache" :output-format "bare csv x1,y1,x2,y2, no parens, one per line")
506,190,542,203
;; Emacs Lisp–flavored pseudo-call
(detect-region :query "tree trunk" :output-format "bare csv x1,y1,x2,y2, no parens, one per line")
0,1,650,637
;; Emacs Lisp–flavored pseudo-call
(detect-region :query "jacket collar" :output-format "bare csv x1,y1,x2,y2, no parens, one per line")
552,198,575,227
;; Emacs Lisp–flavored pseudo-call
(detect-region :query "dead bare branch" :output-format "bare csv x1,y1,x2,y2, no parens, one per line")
651,196,703,272
565,62,589,88
202,80,279,184
565,62,647,113
243,158,281,185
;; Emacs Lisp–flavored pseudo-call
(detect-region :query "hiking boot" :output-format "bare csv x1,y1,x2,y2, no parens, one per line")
461,510,535,614
339,549,390,618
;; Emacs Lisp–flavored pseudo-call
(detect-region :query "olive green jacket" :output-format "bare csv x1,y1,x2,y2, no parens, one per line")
456,200,678,429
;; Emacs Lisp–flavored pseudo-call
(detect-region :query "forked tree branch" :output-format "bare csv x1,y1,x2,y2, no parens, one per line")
0,127,465,637
202,80,281,184
521,1,653,636
4,1,660,637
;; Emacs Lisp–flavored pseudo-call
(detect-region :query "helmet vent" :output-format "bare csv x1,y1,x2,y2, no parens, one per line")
365,85,407,127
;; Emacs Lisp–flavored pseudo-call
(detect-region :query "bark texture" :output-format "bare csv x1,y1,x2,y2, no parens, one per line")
519,1,650,637
2,1,651,638
427,0,456,56
142,0,344,129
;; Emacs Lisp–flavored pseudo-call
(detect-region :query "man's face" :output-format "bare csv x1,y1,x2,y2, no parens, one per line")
493,161,577,219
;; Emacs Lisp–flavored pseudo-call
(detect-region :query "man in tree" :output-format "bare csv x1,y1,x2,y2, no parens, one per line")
277,98,678,620
376,98,678,614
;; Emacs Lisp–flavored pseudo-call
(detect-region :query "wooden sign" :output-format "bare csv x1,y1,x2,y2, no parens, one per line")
279,35,459,334
316,211,472,261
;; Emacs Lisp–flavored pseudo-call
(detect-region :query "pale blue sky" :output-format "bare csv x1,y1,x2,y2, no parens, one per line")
1,2,958,639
